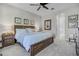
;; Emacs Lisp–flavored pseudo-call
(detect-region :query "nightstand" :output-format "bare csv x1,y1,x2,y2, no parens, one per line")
0,41,2,56
2,32,15,47
0,41,2,48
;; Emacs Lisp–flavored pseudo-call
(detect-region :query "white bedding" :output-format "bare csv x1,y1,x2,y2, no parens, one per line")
15,29,54,51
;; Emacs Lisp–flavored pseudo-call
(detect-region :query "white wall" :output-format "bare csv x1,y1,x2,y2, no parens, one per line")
41,13,57,35
0,4,41,40
65,7,79,41
55,5,79,41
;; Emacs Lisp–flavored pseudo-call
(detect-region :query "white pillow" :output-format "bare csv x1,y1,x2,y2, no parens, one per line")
15,29,28,39
16,29,26,33
26,28,33,33
15,29,28,44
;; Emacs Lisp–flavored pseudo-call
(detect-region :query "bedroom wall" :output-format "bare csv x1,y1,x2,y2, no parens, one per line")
41,13,57,37
64,7,79,41
0,4,41,41
55,5,79,41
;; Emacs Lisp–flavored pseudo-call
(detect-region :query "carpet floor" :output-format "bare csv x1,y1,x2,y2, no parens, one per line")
1,39,76,56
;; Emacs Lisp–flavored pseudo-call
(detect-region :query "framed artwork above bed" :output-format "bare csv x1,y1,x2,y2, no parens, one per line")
30,20,34,25
24,19,29,25
15,17,22,24
44,19,51,30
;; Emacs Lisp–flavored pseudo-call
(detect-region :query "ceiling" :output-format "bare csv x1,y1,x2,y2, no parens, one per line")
7,3,78,16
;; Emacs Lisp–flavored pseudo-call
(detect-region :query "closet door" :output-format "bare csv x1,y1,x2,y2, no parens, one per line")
57,13,65,40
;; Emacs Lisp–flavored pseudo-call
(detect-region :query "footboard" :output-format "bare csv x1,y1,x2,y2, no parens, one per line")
29,37,54,56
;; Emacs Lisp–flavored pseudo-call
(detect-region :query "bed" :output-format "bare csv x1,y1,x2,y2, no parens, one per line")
14,25,54,56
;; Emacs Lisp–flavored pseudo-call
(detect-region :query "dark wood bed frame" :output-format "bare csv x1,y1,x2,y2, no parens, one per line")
14,25,54,56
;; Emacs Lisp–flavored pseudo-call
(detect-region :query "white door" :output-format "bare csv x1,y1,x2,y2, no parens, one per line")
57,13,65,40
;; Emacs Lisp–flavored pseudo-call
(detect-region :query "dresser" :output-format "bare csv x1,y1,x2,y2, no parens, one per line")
2,32,15,47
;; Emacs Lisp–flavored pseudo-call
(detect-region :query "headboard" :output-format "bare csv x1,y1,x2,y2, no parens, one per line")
14,25,35,34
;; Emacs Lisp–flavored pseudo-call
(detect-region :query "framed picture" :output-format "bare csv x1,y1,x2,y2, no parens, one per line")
24,19,29,25
68,15,78,28
30,20,34,25
44,20,51,30
15,17,22,24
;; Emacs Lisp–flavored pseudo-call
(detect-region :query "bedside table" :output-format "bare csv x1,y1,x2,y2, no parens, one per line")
0,41,2,48
2,32,15,47
0,41,2,56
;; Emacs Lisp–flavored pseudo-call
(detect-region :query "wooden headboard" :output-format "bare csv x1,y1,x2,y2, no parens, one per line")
14,25,35,33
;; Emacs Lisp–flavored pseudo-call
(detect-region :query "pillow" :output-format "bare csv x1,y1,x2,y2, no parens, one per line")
15,29,28,39
15,29,28,44
16,29,26,33
26,28,34,33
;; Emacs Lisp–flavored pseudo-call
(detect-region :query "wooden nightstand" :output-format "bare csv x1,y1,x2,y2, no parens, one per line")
0,41,2,56
2,32,15,47
0,41,2,48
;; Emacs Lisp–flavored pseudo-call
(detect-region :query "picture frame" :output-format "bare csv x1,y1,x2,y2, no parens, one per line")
44,19,51,30
15,17,22,24
24,19,29,25
30,20,34,25
68,15,78,28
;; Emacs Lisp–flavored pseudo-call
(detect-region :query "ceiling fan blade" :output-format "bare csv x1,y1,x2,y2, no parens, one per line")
42,5,48,9
37,6,41,11
40,3,48,5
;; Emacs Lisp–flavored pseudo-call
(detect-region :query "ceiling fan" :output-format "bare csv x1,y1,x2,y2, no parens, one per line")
30,3,50,11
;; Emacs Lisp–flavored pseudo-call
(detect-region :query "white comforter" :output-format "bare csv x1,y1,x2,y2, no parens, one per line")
15,30,54,51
